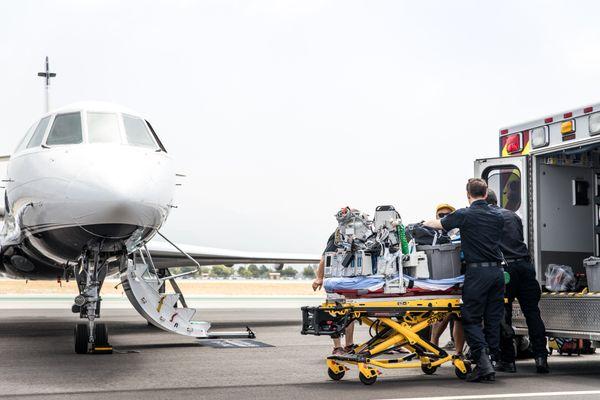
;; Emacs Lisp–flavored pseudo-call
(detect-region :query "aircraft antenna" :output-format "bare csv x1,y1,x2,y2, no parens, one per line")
37,56,56,113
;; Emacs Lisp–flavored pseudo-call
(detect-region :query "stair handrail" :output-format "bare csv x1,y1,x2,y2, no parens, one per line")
154,231,202,282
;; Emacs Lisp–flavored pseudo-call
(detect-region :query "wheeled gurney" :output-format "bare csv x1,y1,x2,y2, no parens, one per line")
301,292,470,385
303,205,468,384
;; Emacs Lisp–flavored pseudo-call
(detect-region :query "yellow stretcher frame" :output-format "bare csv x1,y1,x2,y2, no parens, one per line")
321,296,469,385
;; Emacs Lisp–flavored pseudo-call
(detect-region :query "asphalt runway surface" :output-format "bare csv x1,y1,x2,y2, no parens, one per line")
1,308,600,400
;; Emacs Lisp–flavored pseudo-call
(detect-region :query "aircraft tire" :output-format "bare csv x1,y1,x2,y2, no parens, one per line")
94,323,109,347
74,323,89,354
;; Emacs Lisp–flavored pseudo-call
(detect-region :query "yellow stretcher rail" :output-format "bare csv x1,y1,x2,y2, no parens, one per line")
302,296,469,385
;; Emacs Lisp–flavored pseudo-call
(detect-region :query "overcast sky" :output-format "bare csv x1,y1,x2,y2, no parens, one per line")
1,0,600,254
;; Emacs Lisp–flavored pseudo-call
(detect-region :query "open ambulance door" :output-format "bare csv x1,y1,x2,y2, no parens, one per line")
474,156,530,252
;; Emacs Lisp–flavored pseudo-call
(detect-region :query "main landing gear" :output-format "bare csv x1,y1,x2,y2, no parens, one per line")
72,248,114,354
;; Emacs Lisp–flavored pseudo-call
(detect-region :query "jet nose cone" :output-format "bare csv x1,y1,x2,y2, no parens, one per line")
64,146,175,238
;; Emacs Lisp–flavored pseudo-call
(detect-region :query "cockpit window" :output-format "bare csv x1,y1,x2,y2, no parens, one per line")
15,122,37,152
47,112,83,145
123,114,156,148
26,116,51,149
87,112,121,144
146,120,167,152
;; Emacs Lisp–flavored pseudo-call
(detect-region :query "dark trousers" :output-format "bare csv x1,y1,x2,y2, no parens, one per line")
500,260,547,362
462,265,505,359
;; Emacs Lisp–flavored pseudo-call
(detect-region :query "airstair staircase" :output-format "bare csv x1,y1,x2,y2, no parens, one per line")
119,236,254,339
119,256,211,337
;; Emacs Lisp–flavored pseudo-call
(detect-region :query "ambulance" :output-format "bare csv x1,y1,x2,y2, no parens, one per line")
474,104,600,346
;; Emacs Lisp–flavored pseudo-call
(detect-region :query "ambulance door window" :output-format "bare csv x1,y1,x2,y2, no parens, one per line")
485,167,522,212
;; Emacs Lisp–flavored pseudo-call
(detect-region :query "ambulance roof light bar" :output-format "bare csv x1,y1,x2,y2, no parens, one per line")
499,105,597,136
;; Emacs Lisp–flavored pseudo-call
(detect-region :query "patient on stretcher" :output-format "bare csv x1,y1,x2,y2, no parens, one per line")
321,205,464,299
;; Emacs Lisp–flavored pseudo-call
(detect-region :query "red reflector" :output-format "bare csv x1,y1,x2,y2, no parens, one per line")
506,133,521,153
500,129,508,135
564,112,573,118
544,117,553,123
585,107,593,113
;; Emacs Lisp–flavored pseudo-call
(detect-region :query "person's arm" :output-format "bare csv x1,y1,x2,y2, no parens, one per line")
313,232,336,291
436,209,465,232
423,219,444,230
312,257,325,291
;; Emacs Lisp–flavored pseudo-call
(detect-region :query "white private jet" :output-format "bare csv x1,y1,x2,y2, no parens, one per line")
0,101,320,354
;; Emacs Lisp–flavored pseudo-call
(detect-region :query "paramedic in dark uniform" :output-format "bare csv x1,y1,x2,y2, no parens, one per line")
424,178,504,382
313,220,356,355
485,190,549,374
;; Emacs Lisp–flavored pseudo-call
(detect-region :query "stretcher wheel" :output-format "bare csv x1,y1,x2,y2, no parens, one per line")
454,361,472,380
421,364,437,375
359,371,377,385
327,367,345,381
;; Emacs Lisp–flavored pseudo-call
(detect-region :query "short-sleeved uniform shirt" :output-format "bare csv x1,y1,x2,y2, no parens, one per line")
440,199,504,264
491,205,529,259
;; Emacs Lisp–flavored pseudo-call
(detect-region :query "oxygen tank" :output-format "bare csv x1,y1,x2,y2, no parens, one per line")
398,224,409,255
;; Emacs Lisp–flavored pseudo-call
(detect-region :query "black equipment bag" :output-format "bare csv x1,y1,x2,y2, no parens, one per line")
406,223,450,245
301,306,350,338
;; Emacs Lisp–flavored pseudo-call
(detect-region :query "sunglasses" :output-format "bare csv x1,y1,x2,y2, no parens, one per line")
437,212,450,219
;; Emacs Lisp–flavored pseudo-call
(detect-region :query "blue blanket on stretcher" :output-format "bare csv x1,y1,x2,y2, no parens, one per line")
324,275,464,294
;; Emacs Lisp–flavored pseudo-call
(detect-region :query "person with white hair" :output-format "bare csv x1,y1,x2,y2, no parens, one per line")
312,207,356,356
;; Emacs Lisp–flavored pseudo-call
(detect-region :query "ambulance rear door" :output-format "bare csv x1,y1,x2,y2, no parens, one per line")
474,156,531,250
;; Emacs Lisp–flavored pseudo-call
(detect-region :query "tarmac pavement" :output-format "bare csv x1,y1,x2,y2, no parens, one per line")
0,307,599,400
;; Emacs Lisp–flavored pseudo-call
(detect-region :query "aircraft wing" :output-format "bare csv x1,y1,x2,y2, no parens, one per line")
145,240,321,268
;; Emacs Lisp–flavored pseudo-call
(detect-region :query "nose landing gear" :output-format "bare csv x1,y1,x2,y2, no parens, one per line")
74,322,112,354
72,248,113,354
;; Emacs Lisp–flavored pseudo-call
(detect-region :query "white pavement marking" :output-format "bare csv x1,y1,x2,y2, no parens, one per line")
378,390,600,400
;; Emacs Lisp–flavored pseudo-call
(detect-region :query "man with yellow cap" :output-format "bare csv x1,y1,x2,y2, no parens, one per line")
435,204,459,237
430,203,465,356
436,203,456,217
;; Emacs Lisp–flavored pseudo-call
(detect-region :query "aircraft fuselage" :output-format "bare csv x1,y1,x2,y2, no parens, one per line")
0,102,175,279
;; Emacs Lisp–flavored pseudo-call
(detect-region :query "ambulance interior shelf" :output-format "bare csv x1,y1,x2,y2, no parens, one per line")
541,147,600,168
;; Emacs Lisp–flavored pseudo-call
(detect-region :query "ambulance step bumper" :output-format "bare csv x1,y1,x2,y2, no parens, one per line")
513,293,600,340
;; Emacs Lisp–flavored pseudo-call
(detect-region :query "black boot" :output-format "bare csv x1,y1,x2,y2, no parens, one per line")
493,360,516,373
535,356,549,374
466,349,495,382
